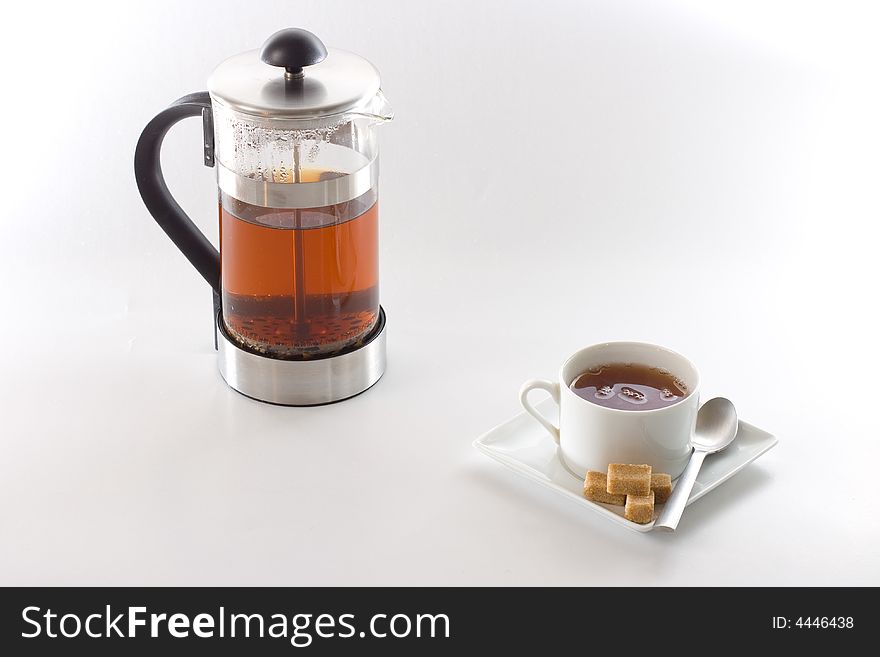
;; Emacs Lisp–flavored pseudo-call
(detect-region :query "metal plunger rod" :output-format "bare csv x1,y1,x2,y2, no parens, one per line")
292,139,307,337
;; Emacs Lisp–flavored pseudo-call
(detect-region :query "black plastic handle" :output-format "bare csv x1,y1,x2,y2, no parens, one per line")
134,91,220,293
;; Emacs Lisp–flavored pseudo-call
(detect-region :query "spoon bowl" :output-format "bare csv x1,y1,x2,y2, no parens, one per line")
692,397,739,452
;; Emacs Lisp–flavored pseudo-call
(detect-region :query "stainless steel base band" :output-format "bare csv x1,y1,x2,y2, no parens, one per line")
217,159,378,208
216,308,386,406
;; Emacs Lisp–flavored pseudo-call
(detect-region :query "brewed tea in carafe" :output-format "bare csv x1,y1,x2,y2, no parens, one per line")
220,181,379,358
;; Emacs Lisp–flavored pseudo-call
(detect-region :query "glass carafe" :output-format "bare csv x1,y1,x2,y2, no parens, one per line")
135,28,392,363
214,93,391,359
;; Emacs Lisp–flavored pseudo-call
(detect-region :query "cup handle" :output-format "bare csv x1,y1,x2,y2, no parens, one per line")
518,379,561,444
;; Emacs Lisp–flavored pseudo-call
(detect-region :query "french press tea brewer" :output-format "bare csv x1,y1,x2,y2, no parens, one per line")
135,28,393,405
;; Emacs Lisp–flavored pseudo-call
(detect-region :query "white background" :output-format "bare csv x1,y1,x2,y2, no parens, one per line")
1,0,878,585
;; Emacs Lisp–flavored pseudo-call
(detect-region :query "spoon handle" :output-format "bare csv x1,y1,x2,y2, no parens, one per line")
654,449,707,532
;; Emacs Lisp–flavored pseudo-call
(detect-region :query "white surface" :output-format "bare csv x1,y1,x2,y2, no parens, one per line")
475,397,778,533
1,0,879,585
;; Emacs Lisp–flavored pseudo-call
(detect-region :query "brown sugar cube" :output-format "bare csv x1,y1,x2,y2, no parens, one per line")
583,471,626,505
606,463,652,496
624,491,655,524
651,473,672,504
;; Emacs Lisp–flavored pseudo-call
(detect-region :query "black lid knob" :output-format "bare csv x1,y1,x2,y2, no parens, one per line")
260,28,328,80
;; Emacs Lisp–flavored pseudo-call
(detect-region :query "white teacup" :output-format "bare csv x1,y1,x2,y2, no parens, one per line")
519,342,700,479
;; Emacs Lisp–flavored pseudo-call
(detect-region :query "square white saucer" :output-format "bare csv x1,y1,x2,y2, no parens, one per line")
473,398,778,533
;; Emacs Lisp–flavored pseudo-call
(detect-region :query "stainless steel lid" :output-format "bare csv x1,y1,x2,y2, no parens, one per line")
207,28,381,119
